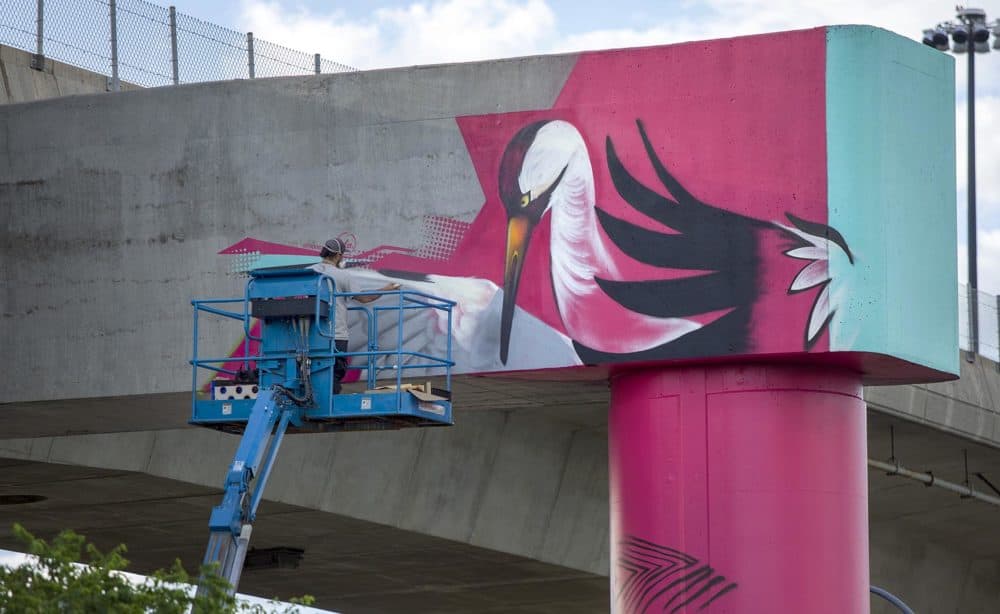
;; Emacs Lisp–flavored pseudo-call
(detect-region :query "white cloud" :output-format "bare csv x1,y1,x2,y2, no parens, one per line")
238,0,556,69
372,0,557,67
955,93,1000,295
982,230,1000,296
237,2,381,69
237,1,1000,89
957,95,1000,197
553,24,697,54
687,0,954,38
551,0,993,56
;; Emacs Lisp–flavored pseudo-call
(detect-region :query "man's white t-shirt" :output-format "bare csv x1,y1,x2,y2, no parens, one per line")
309,262,352,341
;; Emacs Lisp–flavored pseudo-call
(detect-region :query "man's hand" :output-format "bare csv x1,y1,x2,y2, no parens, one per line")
355,282,401,304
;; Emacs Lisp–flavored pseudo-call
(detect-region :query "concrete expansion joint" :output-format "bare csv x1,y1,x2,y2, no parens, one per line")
535,428,577,558
918,386,985,404
609,360,858,377
144,432,158,473
870,400,1000,451
463,410,509,544
0,54,12,103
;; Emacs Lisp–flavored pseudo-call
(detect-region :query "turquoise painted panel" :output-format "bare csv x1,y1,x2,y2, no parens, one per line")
826,26,958,376
231,254,320,272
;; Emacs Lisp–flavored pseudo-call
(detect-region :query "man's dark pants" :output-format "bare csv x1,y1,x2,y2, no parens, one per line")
334,339,349,394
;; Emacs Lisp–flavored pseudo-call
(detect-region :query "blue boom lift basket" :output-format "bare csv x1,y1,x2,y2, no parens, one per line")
190,264,456,432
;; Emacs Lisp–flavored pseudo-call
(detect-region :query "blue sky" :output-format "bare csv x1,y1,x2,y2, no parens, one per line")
154,1,1000,293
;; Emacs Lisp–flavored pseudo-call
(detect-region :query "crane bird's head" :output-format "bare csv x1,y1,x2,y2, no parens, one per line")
498,121,571,364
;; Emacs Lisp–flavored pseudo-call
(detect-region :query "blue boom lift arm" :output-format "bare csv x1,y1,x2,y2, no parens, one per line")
189,265,455,594
201,388,296,589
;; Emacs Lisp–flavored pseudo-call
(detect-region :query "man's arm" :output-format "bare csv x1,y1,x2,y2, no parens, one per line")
354,282,401,304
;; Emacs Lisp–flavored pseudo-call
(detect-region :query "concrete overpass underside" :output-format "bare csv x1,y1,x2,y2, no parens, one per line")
3,374,1000,613
0,459,608,613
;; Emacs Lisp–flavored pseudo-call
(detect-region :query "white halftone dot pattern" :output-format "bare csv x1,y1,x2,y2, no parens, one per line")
230,249,261,273
414,215,473,261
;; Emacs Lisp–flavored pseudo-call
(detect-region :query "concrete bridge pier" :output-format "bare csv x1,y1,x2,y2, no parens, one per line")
609,364,869,613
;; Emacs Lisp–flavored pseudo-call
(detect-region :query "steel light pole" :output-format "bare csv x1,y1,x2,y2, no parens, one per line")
923,6,999,362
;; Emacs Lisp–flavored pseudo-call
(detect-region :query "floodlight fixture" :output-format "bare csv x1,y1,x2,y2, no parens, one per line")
923,28,951,50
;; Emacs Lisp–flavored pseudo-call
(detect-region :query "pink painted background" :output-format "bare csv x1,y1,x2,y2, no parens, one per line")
378,29,828,359
223,30,842,374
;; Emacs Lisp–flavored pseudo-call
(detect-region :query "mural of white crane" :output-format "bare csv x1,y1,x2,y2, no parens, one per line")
496,118,857,364
220,117,857,374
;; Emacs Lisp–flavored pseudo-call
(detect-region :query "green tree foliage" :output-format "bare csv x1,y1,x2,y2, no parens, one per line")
0,524,315,614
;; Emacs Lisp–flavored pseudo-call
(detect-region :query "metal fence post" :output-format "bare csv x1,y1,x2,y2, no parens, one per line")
314,53,320,74
247,32,255,79
109,0,120,91
30,0,45,70
996,294,999,370
968,284,979,361
169,6,179,85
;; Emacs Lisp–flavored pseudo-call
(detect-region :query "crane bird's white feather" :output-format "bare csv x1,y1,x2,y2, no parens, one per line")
341,269,581,378
790,259,829,292
521,121,704,354
774,221,857,346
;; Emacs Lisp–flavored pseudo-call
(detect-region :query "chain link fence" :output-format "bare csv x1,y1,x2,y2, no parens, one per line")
959,283,1000,363
0,0,355,88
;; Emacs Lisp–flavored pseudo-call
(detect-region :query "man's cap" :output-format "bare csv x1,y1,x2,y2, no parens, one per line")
321,238,346,256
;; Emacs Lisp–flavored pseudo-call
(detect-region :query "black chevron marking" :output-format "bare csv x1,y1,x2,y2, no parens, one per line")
672,575,727,613
617,535,738,613
701,582,738,610
619,535,697,610
660,566,714,612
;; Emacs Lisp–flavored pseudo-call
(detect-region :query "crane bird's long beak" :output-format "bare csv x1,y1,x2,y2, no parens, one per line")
500,214,534,365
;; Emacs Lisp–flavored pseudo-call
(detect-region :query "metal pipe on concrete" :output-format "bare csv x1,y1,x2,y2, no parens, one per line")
314,53,320,74
868,458,1000,506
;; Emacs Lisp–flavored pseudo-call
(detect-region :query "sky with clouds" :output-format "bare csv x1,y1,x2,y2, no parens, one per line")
162,0,1000,294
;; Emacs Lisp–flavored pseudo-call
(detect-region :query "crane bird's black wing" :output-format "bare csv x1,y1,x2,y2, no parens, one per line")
575,119,768,363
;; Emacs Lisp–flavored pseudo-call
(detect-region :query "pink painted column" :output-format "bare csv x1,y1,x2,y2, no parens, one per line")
609,364,869,614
